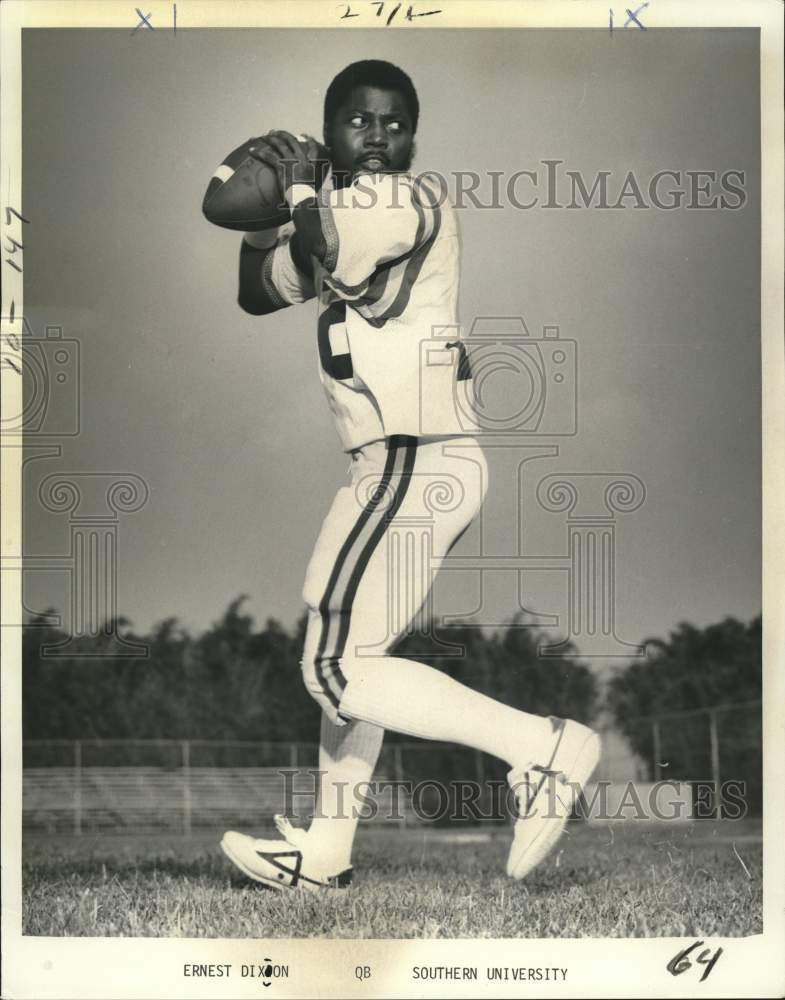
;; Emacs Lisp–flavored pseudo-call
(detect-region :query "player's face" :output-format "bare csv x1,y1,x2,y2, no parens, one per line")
326,85,415,184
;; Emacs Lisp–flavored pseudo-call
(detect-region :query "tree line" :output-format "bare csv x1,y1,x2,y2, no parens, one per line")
22,600,761,812
22,597,600,742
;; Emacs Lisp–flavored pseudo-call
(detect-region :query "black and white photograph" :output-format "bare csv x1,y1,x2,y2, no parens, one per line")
1,1,783,997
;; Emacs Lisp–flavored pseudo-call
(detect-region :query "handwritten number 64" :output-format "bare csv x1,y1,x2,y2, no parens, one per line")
666,941,723,982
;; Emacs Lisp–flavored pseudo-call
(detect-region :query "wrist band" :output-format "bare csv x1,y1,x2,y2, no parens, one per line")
286,183,317,209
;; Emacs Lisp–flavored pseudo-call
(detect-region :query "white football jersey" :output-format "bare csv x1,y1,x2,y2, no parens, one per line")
246,172,478,452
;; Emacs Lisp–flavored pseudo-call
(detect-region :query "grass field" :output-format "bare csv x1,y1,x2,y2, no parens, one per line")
22,819,762,938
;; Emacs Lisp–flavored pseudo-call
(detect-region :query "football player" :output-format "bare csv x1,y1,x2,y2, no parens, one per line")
215,60,600,892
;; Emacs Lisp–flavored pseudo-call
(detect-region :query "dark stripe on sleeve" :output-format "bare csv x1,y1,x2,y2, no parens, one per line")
260,250,289,310
370,191,441,326
353,182,442,327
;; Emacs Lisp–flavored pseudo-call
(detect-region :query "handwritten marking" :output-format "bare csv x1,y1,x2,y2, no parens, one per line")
1,326,22,374
340,1,441,22
132,8,154,33
609,1,649,32
2,201,30,374
666,941,723,983
5,207,30,225
625,2,648,29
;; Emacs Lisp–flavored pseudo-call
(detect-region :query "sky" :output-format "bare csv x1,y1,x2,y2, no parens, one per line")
20,27,760,659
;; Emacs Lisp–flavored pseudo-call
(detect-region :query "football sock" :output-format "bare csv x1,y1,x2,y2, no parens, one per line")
338,655,557,768
304,711,384,875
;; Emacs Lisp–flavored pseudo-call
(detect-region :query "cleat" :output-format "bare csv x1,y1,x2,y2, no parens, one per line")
220,817,352,894
506,717,601,880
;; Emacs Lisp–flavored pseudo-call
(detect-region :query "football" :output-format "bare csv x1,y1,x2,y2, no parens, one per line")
202,135,328,232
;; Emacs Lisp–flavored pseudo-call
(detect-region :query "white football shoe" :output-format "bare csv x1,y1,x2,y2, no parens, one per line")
506,717,601,880
220,815,352,894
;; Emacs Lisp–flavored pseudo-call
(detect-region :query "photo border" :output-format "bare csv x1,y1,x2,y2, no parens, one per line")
2,1,783,997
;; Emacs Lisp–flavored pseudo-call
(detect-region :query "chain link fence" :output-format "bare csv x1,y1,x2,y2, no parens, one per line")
21,701,761,833
644,700,762,816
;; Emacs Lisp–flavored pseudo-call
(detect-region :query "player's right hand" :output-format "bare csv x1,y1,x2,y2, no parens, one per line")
250,132,329,191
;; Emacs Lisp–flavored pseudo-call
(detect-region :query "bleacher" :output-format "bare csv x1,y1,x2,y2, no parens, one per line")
22,766,408,831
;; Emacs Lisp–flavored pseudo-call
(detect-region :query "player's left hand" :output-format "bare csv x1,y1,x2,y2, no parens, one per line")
250,131,325,191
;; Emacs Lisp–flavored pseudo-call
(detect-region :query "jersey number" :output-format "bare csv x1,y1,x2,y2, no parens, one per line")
318,301,354,381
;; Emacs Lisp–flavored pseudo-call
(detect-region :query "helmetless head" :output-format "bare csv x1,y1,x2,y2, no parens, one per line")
323,60,419,185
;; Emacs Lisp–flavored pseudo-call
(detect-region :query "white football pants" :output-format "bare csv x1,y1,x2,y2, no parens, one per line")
300,434,487,723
